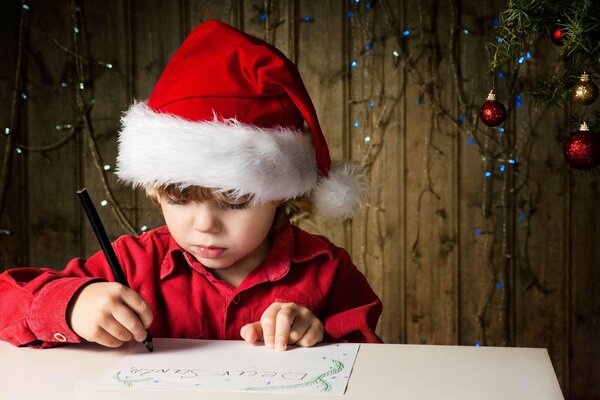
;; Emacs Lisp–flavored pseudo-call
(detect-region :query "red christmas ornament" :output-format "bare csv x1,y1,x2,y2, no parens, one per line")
563,122,600,170
550,24,565,46
479,90,507,127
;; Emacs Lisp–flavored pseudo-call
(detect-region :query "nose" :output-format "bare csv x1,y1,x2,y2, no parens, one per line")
192,201,221,233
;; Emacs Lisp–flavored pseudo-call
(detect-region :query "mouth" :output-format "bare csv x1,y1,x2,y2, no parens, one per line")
194,245,226,259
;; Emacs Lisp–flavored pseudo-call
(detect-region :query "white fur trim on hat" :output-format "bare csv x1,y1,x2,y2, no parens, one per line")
116,102,318,204
312,162,369,218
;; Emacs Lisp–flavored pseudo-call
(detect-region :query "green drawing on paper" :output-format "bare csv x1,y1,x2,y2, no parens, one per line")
114,370,153,388
244,359,344,392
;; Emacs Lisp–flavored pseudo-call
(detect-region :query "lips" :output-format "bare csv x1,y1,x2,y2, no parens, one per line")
194,245,226,259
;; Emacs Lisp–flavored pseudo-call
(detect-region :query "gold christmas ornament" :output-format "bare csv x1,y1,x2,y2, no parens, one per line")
572,72,598,105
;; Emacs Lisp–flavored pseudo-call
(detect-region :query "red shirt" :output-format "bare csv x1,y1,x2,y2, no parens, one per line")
0,224,382,348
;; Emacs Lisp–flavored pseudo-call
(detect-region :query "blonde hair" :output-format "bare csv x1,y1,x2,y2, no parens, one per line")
146,185,312,231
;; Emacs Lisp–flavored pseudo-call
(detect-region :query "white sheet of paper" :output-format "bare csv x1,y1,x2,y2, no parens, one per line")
98,339,360,395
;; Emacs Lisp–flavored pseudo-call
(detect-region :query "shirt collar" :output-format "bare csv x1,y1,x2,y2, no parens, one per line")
159,223,333,282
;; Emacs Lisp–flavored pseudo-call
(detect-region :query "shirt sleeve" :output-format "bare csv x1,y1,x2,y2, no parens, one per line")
0,248,119,348
321,249,383,344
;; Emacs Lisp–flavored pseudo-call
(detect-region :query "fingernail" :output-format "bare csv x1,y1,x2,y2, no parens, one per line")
275,339,285,350
265,339,274,349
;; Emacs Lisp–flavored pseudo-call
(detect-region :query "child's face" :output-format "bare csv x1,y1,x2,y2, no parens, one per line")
159,194,278,275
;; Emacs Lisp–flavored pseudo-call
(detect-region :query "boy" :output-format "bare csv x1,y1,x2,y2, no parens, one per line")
0,20,382,350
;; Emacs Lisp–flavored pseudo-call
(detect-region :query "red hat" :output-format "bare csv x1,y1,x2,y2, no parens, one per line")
117,20,366,217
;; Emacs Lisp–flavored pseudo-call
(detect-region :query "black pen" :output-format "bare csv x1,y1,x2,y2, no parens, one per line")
77,188,154,352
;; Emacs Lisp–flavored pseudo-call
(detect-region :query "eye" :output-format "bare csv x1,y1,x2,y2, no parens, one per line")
219,201,250,210
165,197,188,205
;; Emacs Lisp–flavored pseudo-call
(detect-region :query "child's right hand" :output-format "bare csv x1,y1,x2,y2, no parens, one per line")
66,282,153,348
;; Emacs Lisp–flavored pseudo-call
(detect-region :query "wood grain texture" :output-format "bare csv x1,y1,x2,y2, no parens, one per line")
0,1,598,398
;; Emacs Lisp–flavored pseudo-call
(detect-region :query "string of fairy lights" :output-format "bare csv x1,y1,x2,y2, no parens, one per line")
1,0,558,346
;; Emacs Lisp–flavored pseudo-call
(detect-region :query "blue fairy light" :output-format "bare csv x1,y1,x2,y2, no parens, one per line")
515,93,523,108
497,37,503,43
508,159,516,164
457,115,465,123
303,16,312,22
351,60,358,68
475,341,481,347
485,171,492,177
355,0,360,3
526,51,531,59
366,42,374,50
497,71,505,78
518,56,525,64
402,29,411,36
499,164,506,172
496,281,504,289
474,229,482,236
347,11,354,18
492,17,500,26
499,127,505,133
259,14,267,22
369,100,375,107
354,121,360,128
519,213,526,221
467,137,474,144
365,2,372,9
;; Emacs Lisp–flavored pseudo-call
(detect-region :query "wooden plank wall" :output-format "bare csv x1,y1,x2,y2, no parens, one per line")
0,1,598,398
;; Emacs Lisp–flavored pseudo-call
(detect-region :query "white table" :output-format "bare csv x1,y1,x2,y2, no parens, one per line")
0,339,564,399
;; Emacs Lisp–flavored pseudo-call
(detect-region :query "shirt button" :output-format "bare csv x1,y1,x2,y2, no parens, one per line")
53,332,67,342
232,294,241,305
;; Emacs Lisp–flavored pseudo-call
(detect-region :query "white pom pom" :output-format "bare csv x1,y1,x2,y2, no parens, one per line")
312,162,368,218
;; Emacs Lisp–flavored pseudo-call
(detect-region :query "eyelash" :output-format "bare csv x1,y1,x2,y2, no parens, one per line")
165,198,249,210
219,201,249,210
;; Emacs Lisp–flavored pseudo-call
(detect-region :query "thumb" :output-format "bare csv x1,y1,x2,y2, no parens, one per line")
240,322,263,343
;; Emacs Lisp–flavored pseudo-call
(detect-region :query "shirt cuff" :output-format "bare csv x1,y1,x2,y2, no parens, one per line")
29,277,102,344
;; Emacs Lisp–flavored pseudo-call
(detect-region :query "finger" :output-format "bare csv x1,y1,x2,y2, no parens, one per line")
99,313,135,343
288,314,313,344
240,322,262,343
295,318,324,348
274,306,298,351
112,303,148,342
92,326,127,348
120,287,154,329
260,303,282,349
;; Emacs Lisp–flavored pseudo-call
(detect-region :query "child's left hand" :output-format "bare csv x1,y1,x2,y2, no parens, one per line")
240,302,324,351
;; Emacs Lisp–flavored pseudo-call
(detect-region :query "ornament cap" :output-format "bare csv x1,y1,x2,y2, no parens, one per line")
580,121,589,131
486,90,496,101
580,72,590,81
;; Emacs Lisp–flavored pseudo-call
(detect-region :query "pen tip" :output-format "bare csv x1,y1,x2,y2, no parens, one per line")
144,330,154,352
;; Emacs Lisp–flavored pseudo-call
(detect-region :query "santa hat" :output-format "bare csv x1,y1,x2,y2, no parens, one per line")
116,19,367,217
